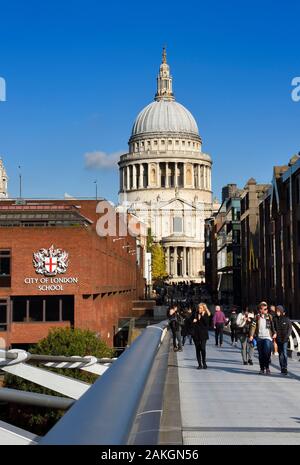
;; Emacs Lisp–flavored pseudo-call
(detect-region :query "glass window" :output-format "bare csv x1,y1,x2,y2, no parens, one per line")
12,297,27,322
0,299,8,331
0,250,11,287
29,296,44,321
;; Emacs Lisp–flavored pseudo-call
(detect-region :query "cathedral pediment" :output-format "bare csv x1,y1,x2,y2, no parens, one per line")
159,197,195,211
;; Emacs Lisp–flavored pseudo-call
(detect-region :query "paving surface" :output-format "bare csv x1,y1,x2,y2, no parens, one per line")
177,333,300,445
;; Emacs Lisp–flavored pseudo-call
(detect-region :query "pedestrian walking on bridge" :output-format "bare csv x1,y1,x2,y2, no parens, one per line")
274,305,292,375
213,305,227,347
236,308,254,365
191,303,210,369
168,305,183,352
249,301,277,374
229,307,238,346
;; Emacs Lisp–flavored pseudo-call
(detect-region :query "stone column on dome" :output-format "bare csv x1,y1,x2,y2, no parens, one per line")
147,163,151,188
204,166,207,190
183,163,186,188
139,164,143,188
165,161,169,188
191,164,195,188
156,162,160,188
126,166,130,191
132,165,137,190
174,162,178,188
208,166,211,190
197,164,201,189
120,168,123,191
206,166,209,190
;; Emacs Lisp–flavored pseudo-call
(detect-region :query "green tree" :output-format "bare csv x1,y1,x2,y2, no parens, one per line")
147,227,154,252
151,243,167,282
2,328,114,435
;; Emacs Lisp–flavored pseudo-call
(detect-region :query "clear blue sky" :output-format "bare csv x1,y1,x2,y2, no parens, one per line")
0,0,299,202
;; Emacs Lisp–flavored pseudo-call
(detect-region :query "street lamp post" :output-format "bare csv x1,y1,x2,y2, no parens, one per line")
94,180,98,200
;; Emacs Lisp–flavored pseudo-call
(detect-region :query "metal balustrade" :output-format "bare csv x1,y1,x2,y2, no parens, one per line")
0,321,168,445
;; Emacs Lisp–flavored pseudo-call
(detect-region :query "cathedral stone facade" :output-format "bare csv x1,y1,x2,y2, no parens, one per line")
119,49,213,282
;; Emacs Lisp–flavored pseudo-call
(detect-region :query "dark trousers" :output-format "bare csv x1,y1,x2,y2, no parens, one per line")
215,323,224,345
171,327,182,349
195,340,207,366
231,327,238,343
182,334,193,345
277,341,288,370
257,338,272,370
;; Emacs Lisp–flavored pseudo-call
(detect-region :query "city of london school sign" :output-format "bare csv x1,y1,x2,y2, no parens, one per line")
24,245,79,291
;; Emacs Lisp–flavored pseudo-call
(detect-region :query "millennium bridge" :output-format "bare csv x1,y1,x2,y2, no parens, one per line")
1,320,300,445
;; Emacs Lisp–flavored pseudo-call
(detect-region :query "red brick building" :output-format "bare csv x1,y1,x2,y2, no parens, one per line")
0,199,145,348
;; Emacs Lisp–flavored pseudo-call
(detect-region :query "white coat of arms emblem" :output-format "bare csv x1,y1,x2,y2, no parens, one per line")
33,245,69,276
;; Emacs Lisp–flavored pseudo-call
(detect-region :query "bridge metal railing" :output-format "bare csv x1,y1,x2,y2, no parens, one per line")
39,320,168,445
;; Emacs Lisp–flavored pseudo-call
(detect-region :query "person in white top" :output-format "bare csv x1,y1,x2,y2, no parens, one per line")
236,308,255,366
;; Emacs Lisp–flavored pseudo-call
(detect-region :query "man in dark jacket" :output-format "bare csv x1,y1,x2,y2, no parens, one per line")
274,305,292,375
168,305,183,352
229,307,238,346
182,308,193,346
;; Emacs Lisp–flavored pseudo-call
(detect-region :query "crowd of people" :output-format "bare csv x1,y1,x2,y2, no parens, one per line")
168,300,293,375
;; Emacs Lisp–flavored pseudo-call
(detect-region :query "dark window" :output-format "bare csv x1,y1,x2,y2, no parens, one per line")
298,221,300,247
12,297,27,322
0,299,8,331
177,163,184,188
46,296,60,321
287,185,290,211
232,207,240,221
29,296,44,321
298,263,300,289
233,229,240,244
0,250,11,287
62,296,74,323
12,295,74,324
